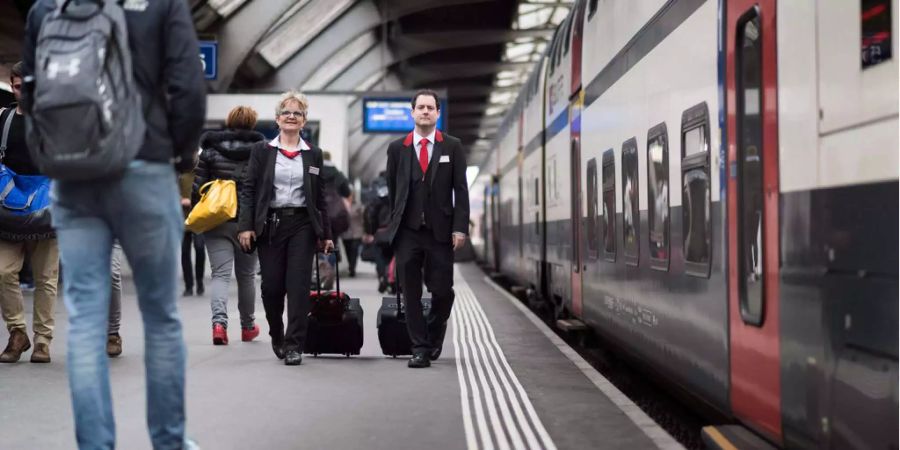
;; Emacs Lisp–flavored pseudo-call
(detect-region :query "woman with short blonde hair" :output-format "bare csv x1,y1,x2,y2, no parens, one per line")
237,92,334,366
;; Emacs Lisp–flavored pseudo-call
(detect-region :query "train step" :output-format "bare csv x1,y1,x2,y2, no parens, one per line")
556,319,589,332
510,285,527,299
701,425,776,450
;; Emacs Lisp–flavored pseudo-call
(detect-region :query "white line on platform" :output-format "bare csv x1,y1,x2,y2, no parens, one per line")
454,295,495,450
483,276,686,450
458,288,524,450
453,270,557,450
459,281,553,450
457,290,510,450
453,313,479,450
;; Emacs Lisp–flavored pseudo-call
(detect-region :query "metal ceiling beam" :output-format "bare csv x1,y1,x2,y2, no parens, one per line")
444,84,524,97
256,0,355,70
401,61,534,85
257,0,382,91
448,116,502,127
443,102,496,115
377,0,494,21
391,28,554,60
208,0,298,91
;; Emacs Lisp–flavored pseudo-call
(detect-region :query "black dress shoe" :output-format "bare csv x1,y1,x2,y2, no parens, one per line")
182,288,193,297
284,350,302,366
408,353,431,368
196,284,205,296
272,341,285,360
429,347,442,361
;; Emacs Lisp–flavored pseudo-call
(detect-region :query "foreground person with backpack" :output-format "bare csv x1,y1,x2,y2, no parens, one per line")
23,0,206,448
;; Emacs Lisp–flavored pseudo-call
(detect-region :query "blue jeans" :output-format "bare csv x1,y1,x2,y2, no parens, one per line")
52,161,186,450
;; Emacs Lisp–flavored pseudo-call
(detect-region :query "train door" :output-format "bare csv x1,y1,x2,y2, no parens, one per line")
726,0,782,443
491,176,501,272
569,95,583,317
569,0,586,318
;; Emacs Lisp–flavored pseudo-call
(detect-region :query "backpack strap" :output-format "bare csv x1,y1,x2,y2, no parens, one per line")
0,107,15,161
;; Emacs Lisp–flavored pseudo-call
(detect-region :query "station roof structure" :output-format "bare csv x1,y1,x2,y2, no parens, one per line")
194,0,573,178
2,0,574,179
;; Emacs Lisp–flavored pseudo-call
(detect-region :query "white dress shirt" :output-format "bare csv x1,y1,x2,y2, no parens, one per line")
269,136,310,208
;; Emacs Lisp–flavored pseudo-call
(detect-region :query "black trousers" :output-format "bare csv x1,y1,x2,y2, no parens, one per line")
394,226,454,354
182,231,205,290
342,238,361,274
374,244,393,280
257,212,316,352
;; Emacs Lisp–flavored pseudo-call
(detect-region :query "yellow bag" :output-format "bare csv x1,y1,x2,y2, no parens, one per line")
184,179,237,233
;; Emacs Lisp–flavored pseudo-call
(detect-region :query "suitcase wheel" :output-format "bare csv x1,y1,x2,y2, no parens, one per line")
391,355,397,359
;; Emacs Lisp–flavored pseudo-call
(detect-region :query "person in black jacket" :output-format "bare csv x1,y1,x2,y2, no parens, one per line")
194,106,266,346
385,89,469,369
238,91,334,366
23,0,206,448
363,174,393,292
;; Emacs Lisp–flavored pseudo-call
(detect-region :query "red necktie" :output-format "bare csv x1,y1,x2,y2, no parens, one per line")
418,138,429,176
279,148,301,159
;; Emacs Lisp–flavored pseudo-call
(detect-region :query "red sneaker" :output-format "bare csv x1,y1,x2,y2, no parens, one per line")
241,324,260,342
212,324,228,345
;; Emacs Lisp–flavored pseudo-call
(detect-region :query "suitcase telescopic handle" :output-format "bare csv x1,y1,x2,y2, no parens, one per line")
333,249,341,295
314,249,341,295
395,271,402,315
315,250,321,296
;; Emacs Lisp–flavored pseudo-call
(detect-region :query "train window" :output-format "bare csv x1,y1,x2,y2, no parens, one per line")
589,0,598,19
621,139,639,265
683,126,706,156
586,158,599,258
737,9,765,325
602,150,616,261
681,103,711,278
647,123,669,270
534,175,540,234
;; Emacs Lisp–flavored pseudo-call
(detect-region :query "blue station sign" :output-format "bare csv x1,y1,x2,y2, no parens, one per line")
199,41,218,80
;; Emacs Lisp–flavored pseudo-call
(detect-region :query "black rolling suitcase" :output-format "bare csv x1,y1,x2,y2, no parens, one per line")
376,288,433,358
304,251,364,357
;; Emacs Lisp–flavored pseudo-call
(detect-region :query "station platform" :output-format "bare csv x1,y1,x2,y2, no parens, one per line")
0,261,682,450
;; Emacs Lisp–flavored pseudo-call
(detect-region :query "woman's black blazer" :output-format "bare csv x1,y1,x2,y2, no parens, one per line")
237,141,332,240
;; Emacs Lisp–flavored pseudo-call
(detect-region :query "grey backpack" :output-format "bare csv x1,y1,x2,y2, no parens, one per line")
26,0,145,181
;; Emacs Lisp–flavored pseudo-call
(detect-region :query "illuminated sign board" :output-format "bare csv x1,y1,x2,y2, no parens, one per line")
362,98,445,133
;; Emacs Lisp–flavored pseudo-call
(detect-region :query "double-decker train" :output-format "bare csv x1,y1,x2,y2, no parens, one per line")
469,0,898,447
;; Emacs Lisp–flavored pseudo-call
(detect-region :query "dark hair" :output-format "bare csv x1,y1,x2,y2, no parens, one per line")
10,61,23,81
411,89,440,111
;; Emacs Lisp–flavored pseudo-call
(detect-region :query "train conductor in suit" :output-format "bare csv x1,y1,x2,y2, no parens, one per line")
386,89,470,368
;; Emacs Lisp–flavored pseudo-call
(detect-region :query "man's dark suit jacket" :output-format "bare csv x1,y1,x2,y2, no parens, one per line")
238,141,332,240
386,130,470,244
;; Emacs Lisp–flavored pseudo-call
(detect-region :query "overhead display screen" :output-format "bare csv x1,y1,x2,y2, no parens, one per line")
363,98,445,133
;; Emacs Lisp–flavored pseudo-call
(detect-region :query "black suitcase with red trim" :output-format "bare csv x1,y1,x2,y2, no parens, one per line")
304,251,363,357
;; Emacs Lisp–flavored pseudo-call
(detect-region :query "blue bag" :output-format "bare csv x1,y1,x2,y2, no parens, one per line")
0,166,51,215
0,107,53,240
